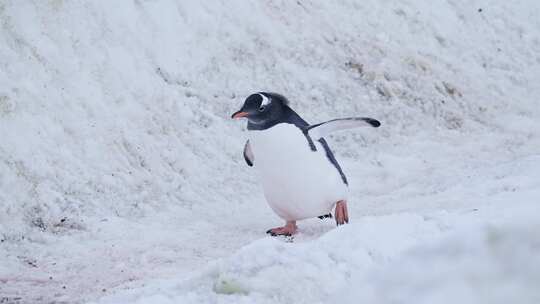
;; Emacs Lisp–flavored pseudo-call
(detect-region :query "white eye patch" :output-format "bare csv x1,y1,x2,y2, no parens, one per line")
259,93,271,107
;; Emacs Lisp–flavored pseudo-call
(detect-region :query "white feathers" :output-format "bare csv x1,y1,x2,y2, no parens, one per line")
249,124,348,221
259,93,271,107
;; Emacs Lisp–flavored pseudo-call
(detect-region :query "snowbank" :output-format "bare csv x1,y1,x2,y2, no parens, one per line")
95,156,540,304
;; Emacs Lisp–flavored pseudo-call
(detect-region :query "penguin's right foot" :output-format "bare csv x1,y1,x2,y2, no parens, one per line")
335,200,349,226
266,221,297,236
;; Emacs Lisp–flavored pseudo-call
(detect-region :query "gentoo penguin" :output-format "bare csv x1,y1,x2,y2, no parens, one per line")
232,92,380,236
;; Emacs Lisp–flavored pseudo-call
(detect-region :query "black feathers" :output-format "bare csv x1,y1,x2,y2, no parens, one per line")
363,117,381,128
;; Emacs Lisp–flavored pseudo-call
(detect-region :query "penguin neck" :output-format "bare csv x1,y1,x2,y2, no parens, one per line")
247,106,309,131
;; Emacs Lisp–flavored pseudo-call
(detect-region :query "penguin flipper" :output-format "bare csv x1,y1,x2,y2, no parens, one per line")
243,140,254,167
306,117,381,140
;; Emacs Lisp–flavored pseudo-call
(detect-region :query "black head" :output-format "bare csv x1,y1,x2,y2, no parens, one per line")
231,92,290,127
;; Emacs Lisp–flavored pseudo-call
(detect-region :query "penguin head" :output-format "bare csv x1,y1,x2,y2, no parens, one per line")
231,92,288,125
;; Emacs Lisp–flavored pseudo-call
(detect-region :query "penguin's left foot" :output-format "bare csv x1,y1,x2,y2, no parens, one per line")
335,200,349,226
266,221,297,236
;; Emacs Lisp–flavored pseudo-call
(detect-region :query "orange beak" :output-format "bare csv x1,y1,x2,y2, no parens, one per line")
231,111,249,119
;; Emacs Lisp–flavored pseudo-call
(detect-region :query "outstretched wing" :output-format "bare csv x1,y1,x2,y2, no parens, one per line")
243,140,254,167
307,117,380,140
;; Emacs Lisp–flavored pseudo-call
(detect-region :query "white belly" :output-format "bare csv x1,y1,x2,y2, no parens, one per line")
249,123,348,221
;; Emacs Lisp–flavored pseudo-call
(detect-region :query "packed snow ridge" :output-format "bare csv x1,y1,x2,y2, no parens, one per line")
0,1,539,303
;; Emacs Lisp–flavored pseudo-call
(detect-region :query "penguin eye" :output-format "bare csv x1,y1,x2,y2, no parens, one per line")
258,105,266,112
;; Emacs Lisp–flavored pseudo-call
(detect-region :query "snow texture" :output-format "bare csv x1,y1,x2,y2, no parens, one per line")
0,1,539,303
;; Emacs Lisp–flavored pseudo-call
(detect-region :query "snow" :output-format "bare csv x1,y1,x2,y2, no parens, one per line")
94,156,540,304
0,1,539,303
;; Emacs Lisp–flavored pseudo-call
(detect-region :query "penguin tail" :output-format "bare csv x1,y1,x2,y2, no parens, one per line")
318,213,333,220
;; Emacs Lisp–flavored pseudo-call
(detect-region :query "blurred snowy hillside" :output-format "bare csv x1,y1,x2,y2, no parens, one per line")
0,1,539,303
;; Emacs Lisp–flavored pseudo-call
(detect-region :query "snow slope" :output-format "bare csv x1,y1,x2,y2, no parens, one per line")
0,1,539,303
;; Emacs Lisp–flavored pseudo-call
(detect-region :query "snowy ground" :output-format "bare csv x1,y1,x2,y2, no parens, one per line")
93,155,540,304
1,1,539,303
